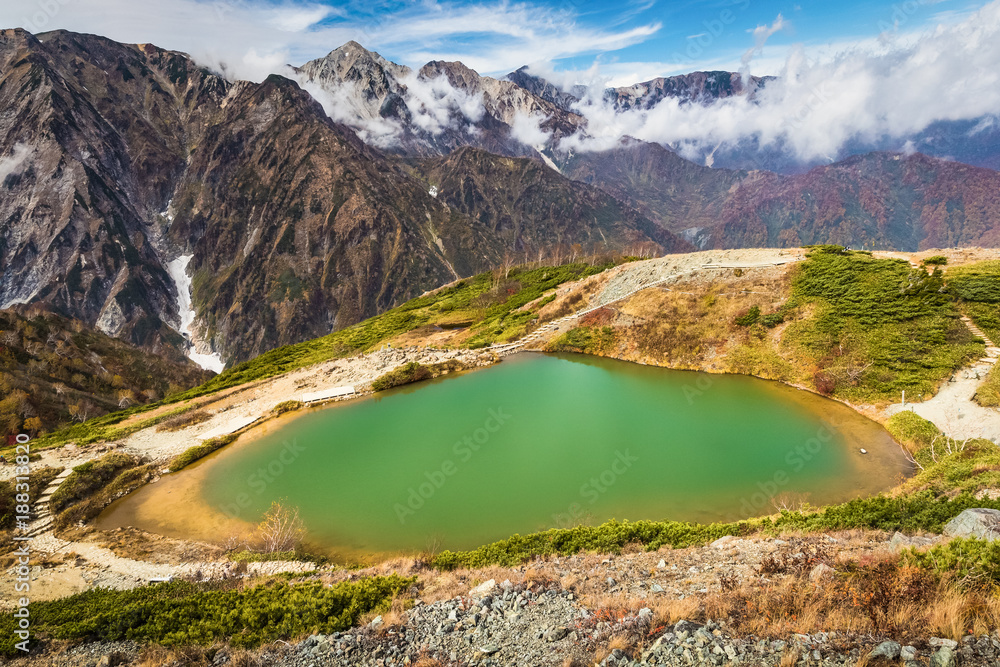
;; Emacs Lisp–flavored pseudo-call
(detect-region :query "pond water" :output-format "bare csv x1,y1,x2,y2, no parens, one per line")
99,353,912,561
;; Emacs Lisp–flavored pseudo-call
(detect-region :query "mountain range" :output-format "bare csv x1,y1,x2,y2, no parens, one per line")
2,28,999,372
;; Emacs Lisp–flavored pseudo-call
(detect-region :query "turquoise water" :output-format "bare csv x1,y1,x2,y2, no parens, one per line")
101,354,911,559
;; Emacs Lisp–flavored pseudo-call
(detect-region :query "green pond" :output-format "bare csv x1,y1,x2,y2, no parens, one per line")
99,354,912,560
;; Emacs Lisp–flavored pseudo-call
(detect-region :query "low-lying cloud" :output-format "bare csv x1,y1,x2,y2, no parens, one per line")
557,0,1000,162
0,144,31,183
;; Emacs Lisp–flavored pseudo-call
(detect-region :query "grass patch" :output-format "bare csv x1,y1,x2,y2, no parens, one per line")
49,453,141,513
48,453,156,532
370,359,469,392
168,434,238,473
228,550,299,563
0,575,414,655
157,409,211,432
784,246,982,401
976,364,1000,407
548,326,617,355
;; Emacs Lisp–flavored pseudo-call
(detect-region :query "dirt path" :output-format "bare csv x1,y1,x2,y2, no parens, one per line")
885,318,1000,442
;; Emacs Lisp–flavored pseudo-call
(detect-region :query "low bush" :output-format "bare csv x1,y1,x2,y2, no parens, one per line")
49,453,141,513
548,326,617,355
885,411,943,455
734,306,761,327
903,538,1000,586
168,434,238,473
0,575,414,655
371,362,432,392
54,462,157,531
431,491,1000,569
271,400,304,416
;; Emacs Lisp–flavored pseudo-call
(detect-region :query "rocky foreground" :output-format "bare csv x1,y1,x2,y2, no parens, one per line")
22,579,998,667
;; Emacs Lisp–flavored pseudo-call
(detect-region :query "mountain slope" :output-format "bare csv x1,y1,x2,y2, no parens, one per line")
408,147,692,257
1,30,684,365
0,304,212,436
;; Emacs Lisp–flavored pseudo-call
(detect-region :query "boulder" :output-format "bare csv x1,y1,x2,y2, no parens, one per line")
869,640,901,660
809,563,835,581
930,646,956,667
469,579,496,597
943,508,1000,541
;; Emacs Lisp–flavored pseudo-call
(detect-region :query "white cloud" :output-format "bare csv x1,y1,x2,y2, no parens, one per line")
0,144,31,183
0,0,660,80
557,0,1000,162
509,111,551,146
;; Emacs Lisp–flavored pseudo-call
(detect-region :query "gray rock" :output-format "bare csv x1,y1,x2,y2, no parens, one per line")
901,645,918,661
809,563,835,581
674,620,702,634
650,583,664,593
469,579,497,597
930,646,957,667
930,637,959,649
943,508,1000,541
870,640,901,660
545,627,569,642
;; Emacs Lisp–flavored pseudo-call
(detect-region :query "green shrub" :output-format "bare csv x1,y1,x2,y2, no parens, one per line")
735,306,761,327
885,411,942,455
371,362,433,391
761,312,785,328
0,575,414,655
784,248,982,401
976,364,1000,407
549,326,616,354
431,491,1000,570
272,400,304,416
168,434,238,472
903,538,1000,585
923,256,948,266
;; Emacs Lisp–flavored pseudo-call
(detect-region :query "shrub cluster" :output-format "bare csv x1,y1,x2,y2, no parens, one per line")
431,491,1000,570
0,575,414,655
168,434,239,472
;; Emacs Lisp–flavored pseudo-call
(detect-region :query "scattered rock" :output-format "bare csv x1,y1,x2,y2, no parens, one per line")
930,646,957,667
901,645,918,661
470,579,497,597
869,640,901,660
809,563,835,581
943,508,1000,541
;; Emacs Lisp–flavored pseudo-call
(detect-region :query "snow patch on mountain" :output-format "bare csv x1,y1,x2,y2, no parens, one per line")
167,255,225,373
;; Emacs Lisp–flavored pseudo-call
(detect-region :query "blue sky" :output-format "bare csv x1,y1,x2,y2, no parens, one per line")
0,0,982,83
